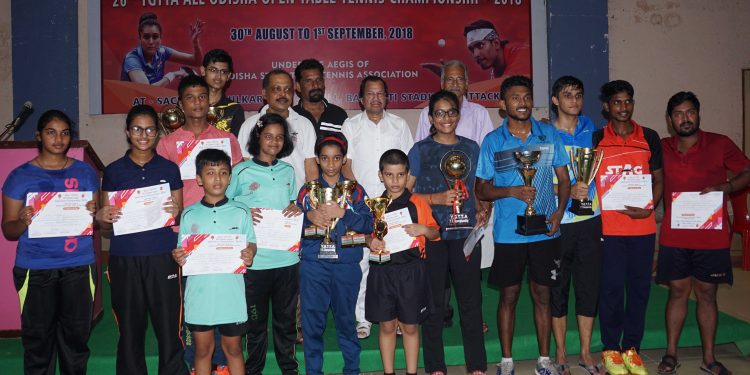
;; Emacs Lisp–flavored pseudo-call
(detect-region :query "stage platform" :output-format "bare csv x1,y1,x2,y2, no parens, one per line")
1,271,749,374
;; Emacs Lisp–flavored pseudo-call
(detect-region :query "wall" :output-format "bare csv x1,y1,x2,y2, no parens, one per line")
608,0,750,141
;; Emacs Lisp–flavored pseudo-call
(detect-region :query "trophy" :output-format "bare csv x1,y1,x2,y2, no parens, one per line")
337,180,367,247
440,150,473,230
365,197,391,263
316,186,342,260
159,105,185,135
207,105,225,126
514,150,548,235
568,147,604,216
303,181,327,239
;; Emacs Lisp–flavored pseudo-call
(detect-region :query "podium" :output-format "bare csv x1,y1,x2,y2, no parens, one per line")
0,141,105,336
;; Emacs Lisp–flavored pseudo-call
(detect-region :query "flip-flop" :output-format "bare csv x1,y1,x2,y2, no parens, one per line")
700,361,731,375
657,354,680,375
555,363,571,375
578,362,605,375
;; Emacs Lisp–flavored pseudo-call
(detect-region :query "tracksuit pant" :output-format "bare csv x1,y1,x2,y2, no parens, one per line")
13,264,95,375
244,263,300,375
599,234,656,351
422,239,487,373
109,254,187,375
300,260,361,375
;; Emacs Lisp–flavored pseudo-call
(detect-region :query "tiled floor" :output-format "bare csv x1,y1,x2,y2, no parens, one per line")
363,268,750,374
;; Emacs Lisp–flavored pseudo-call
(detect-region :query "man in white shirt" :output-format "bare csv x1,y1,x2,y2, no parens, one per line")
414,60,494,145
342,75,414,339
237,69,318,192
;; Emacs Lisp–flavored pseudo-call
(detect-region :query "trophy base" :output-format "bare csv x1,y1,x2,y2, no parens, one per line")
568,199,594,216
445,213,473,231
341,233,367,247
368,252,391,264
304,227,326,239
516,214,548,235
318,242,339,260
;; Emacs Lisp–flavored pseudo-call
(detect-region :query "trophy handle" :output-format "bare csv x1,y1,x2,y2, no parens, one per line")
568,148,578,181
588,149,605,185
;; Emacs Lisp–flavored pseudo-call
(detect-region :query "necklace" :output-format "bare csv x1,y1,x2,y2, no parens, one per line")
35,157,69,170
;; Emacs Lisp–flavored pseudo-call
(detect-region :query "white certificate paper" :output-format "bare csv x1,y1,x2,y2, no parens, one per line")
181,234,247,276
462,225,485,257
252,208,303,252
671,191,723,230
109,183,175,236
26,192,93,238
176,138,232,180
383,208,419,253
600,174,653,211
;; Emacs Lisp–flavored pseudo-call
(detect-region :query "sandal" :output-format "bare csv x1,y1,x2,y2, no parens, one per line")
356,321,371,339
554,363,571,375
578,362,605,375
700,361,732,375
658,354,680,375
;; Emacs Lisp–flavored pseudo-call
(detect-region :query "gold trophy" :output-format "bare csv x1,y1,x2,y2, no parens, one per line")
316,186,342,260
207,105,225,127
337,180,367,247
440,150,473,230
303,181,326,239
365,197,391,263
514,150,548,235
159,105,185,135
568,147,604,216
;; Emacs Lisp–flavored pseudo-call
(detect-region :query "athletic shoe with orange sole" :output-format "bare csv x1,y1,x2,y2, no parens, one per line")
623,348,649,375
601,350,629,375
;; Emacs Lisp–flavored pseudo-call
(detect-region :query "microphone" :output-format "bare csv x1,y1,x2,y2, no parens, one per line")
11,101,33,129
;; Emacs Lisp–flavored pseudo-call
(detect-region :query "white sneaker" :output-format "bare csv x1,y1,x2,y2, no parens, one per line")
536,358,559,375
496,361,514,375
356,321,371,339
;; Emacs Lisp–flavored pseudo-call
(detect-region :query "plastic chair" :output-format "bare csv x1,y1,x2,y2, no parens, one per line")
729,187,750,270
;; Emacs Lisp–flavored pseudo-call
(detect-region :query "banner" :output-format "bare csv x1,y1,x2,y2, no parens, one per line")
102,0,531,113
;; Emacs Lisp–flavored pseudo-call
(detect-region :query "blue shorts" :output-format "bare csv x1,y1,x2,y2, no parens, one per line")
656,246,733,285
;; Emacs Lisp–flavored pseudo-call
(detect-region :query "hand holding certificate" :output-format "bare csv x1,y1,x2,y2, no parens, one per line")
108,183,175,236
600,174,654,211
180,234,247,276
671,191,723,229
252,208,303,252
26,192,94,238
176,138,232,180
382,208,419,254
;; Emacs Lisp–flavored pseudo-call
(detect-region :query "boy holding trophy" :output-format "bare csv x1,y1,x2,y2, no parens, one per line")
296,134,372,375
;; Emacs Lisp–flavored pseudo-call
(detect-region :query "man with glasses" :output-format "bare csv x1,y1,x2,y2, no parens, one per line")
200,49,245,136
293,58,348,138
237,69,317,192
342,75,414,340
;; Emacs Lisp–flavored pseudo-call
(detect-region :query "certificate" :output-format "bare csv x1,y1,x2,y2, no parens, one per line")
109,183,175,236
671,191,723,230
462,225,485,257
176,138,232,180
252,208,303,252
600,174,653,211
383,208,420,253
26,192,93,238
181,234,247,276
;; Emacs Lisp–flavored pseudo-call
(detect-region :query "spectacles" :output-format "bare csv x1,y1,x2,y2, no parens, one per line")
432,109,459,119
206,67,231,77
130,126,159,137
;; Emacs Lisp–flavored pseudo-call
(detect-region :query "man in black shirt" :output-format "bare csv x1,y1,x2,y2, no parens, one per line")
293,58,348,138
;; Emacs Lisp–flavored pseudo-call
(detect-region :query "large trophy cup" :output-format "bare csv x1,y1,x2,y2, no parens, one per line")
365,197,391,263
514,150,548,235
159,106,185,135
337,180,367,247
316,186,342,260
303,181,327,239
440,151,473,230
568,147,604,215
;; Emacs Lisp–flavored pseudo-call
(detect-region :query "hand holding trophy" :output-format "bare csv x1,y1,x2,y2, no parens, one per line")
568,147,603,216
337,180,367,247
440,150,473,230
365,197,391,263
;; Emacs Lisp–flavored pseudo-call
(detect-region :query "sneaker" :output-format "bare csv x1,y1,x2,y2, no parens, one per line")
356,321,372,339
602,350,629,375
535,358,559,375
496,361,514,375
623,348,649,375
212,365,230,375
